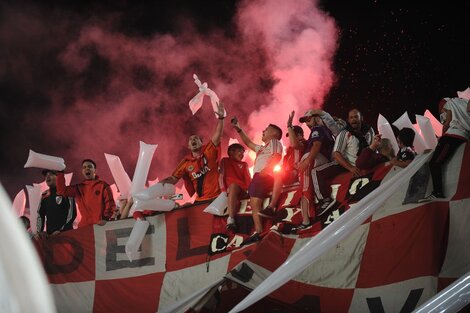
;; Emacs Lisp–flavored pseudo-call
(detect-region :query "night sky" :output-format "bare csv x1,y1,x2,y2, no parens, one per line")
1,0,469,200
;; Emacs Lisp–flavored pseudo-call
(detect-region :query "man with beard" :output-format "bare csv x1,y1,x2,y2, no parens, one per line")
37,170,76,235
160,102,225,204
312,108,375,216
56,159,116,227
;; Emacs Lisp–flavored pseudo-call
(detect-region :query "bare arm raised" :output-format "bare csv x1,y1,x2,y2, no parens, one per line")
211,101,225,146
231,117,257,151
286,111,305,150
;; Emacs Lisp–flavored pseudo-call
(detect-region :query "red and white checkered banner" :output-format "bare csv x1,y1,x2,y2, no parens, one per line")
226,143,470,312
35,143,469,313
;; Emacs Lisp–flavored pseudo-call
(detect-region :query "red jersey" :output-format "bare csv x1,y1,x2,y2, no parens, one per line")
219,157,252,192
56,173,115,228
173,141,221,202
283,137,307,171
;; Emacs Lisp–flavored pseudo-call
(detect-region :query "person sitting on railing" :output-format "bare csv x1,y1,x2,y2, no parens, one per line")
356,135,395,170
311,108,375,217
160,102,225,204
388,127,416,168
258,112,307,219
307,109,347,136
290,110,335,231
231,118,283,244
219,143,251,232
420,97,470,202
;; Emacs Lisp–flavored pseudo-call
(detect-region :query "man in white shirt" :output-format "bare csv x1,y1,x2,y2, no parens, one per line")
232,118,283,243
311,108,374,216
420,97,470,201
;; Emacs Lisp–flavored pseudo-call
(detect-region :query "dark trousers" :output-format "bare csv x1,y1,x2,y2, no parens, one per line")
312,161,348,201
430,135,466,195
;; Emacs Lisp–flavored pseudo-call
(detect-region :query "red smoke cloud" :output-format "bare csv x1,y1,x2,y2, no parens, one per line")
238,0,338,140
1,0,338,199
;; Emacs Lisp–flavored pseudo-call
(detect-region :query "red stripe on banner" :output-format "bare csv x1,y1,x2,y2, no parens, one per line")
356,202,449,288
93,272,165,313
245,232,297,272
36,225,96,283
211,215,229,234
165,203,215,271
452,143,470,201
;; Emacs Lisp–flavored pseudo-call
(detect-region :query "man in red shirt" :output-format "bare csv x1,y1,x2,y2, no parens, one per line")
160,102,225,203
56,159,116,228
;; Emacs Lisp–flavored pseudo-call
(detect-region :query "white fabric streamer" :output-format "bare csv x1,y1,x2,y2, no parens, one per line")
377,114,399,155
125,219,150,262
203,192,228,216
457,87,470,100
129,141,158,196
105,153,132,199
64,172,73,186
26,184,42,234
416,115,438,149
23,149,66,171
133,182,175,201
133,198,175,212
12,189,26,217
188,74,226,117
424,110,443,137
392,112,427,154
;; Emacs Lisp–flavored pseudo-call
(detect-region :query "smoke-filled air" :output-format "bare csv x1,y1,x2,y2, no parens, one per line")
0,0,338,196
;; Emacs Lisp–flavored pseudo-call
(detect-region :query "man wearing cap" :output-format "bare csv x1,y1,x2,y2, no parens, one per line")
160,102,225,204
293,109,335,229
37,170,76,235
56,159,116,227
312,108,374,216
259,114,307,218
305,109,346,137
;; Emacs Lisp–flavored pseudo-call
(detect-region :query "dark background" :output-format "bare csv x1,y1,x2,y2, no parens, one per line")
1,0,469,199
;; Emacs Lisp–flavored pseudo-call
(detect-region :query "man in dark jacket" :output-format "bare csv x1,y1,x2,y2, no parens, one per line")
38,170,76,235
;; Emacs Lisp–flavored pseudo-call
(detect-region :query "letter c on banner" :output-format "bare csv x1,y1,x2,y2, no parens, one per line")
211,235,228,253
349,178,370,195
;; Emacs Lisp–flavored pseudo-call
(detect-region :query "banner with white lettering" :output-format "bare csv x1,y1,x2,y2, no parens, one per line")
35,144,469,312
